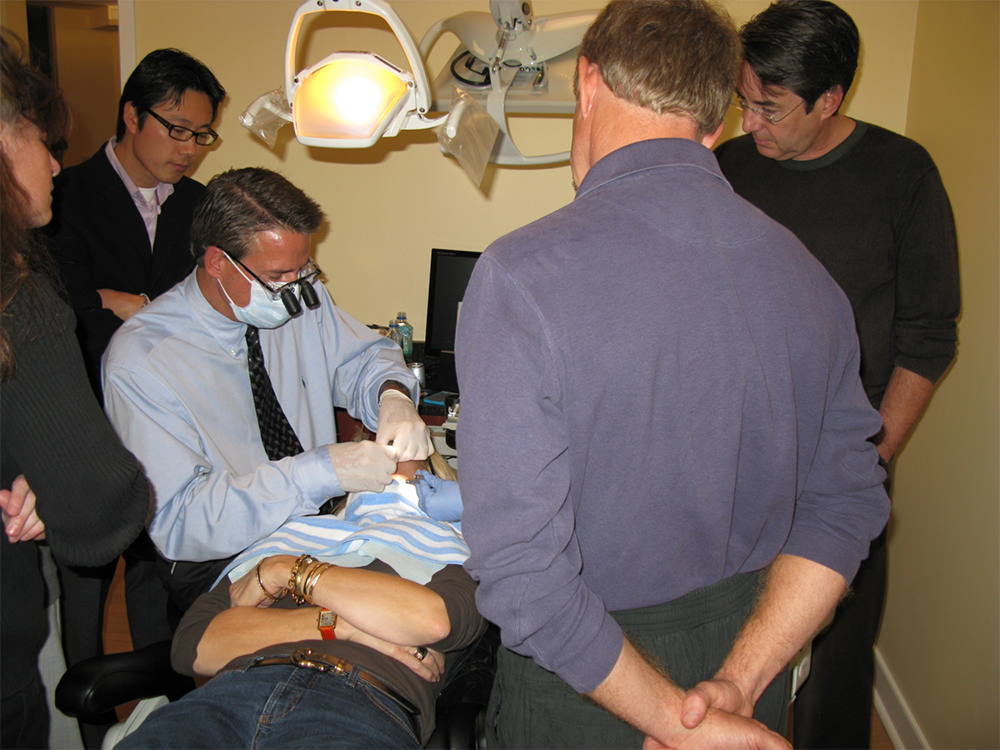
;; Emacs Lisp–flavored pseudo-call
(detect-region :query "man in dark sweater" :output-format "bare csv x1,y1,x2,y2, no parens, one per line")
714,2,960,747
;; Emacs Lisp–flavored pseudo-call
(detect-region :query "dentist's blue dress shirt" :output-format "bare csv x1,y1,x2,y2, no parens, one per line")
103,270,417,563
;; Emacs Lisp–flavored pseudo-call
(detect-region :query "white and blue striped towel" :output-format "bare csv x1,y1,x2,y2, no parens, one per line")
219,479,468,586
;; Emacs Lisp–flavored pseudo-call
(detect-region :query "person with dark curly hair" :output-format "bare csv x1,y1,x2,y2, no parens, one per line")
0,29,151,749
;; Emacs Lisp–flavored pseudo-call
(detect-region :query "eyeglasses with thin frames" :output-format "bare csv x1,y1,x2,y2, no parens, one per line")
143,108,219,146
731,94,804,126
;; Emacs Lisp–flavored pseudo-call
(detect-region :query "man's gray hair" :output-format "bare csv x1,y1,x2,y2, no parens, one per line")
577,0,741,136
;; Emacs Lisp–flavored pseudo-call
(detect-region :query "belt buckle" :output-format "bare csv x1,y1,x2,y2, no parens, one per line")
291,648,348,675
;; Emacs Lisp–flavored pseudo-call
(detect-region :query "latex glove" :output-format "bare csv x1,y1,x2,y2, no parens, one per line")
1,475,46,542
375,389,432,462
327,440,396,493
413,470,463,522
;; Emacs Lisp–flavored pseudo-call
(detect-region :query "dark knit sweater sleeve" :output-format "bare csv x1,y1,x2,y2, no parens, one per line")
0,275,150,567
887,154,960,384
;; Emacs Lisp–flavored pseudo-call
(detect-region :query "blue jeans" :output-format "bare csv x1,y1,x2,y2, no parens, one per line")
115,660,420,749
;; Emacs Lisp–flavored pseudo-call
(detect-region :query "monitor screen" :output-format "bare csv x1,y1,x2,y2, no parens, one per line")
425,248,482,356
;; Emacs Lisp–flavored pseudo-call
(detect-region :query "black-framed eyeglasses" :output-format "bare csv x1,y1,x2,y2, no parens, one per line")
225,251,322,316
731,94,804,126
143,108,219,146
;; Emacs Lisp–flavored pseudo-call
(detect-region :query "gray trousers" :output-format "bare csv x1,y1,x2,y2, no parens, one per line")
486,569,788,749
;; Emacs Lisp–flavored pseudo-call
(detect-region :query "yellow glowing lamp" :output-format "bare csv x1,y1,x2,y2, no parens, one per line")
284,0,443,148
293,53,415,147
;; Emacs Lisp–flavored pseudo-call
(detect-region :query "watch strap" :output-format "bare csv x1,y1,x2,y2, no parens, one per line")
317,608,337,640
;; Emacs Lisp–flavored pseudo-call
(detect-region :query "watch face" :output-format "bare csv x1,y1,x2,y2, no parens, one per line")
319,610,336,628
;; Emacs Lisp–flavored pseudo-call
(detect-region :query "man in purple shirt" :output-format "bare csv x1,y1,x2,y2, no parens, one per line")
455,1,889,747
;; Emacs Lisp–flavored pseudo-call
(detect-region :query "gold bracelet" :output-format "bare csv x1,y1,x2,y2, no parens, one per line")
302,562,331,605
256,559,287,602
288,554,316,605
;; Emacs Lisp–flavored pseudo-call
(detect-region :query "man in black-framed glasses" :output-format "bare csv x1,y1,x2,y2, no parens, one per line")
50,47,226,400
45,48,227,747
141,107,220,147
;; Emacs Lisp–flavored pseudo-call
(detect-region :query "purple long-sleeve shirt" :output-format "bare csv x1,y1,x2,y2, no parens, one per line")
456,138,889,694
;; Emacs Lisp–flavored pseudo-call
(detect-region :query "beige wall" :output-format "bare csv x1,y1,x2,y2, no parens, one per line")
882,2,1000,748
50,5,120,167
18,0,995,745
1,2,29,41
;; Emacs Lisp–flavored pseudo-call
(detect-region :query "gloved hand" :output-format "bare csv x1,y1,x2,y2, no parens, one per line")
376,389,433,462
413,470,463,522
327,440,396,493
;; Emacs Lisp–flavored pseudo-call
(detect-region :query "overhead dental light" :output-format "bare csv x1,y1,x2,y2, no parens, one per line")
282,0,444,147
241,0,595,174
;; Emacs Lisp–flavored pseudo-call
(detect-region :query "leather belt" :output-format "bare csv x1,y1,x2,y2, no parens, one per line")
247,648,421,736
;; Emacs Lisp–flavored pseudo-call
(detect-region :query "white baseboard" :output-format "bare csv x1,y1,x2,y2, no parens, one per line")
873,647,930,750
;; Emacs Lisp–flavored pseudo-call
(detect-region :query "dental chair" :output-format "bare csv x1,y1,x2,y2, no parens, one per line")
56,624,499,750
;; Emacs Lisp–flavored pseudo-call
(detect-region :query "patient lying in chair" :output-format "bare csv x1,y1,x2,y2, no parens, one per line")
116,457,483,749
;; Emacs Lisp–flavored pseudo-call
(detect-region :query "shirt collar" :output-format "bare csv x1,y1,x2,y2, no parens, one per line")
105,138,175,210
576,138,730,200
181,270,249,358
776,120,868,172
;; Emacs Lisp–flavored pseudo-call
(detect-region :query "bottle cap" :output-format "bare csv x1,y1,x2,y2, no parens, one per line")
397,311,407,319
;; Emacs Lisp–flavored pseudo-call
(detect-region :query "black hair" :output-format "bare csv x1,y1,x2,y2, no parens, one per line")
741,0,859,112
116,48,226,140
190,168,323,265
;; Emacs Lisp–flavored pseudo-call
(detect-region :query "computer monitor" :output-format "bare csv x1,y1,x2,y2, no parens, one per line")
424,248,482,356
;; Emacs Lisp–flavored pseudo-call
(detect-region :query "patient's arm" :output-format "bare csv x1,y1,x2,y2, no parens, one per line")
250,555,450,644
192,603,444,680
193,557,449,676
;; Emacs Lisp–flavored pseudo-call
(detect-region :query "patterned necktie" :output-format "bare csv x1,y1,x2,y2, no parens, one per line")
245,325,303,461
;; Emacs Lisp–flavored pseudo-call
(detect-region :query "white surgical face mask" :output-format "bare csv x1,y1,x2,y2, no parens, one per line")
219,255,293,329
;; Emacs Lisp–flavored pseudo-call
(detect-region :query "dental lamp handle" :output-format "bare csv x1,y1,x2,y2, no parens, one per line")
285,0,434,118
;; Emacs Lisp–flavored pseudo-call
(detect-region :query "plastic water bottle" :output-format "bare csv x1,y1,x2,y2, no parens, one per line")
396,312,413,361
388,319,402,349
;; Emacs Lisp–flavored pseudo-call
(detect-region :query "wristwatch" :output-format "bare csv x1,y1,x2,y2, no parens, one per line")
317,608,337,640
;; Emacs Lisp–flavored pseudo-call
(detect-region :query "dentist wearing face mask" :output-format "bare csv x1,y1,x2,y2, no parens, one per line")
102,168,431,609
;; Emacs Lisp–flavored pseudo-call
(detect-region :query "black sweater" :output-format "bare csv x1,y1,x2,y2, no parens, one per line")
716,122,960,409
1,274,150,698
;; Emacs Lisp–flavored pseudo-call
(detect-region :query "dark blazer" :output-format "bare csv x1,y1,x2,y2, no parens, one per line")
48,143,203,397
